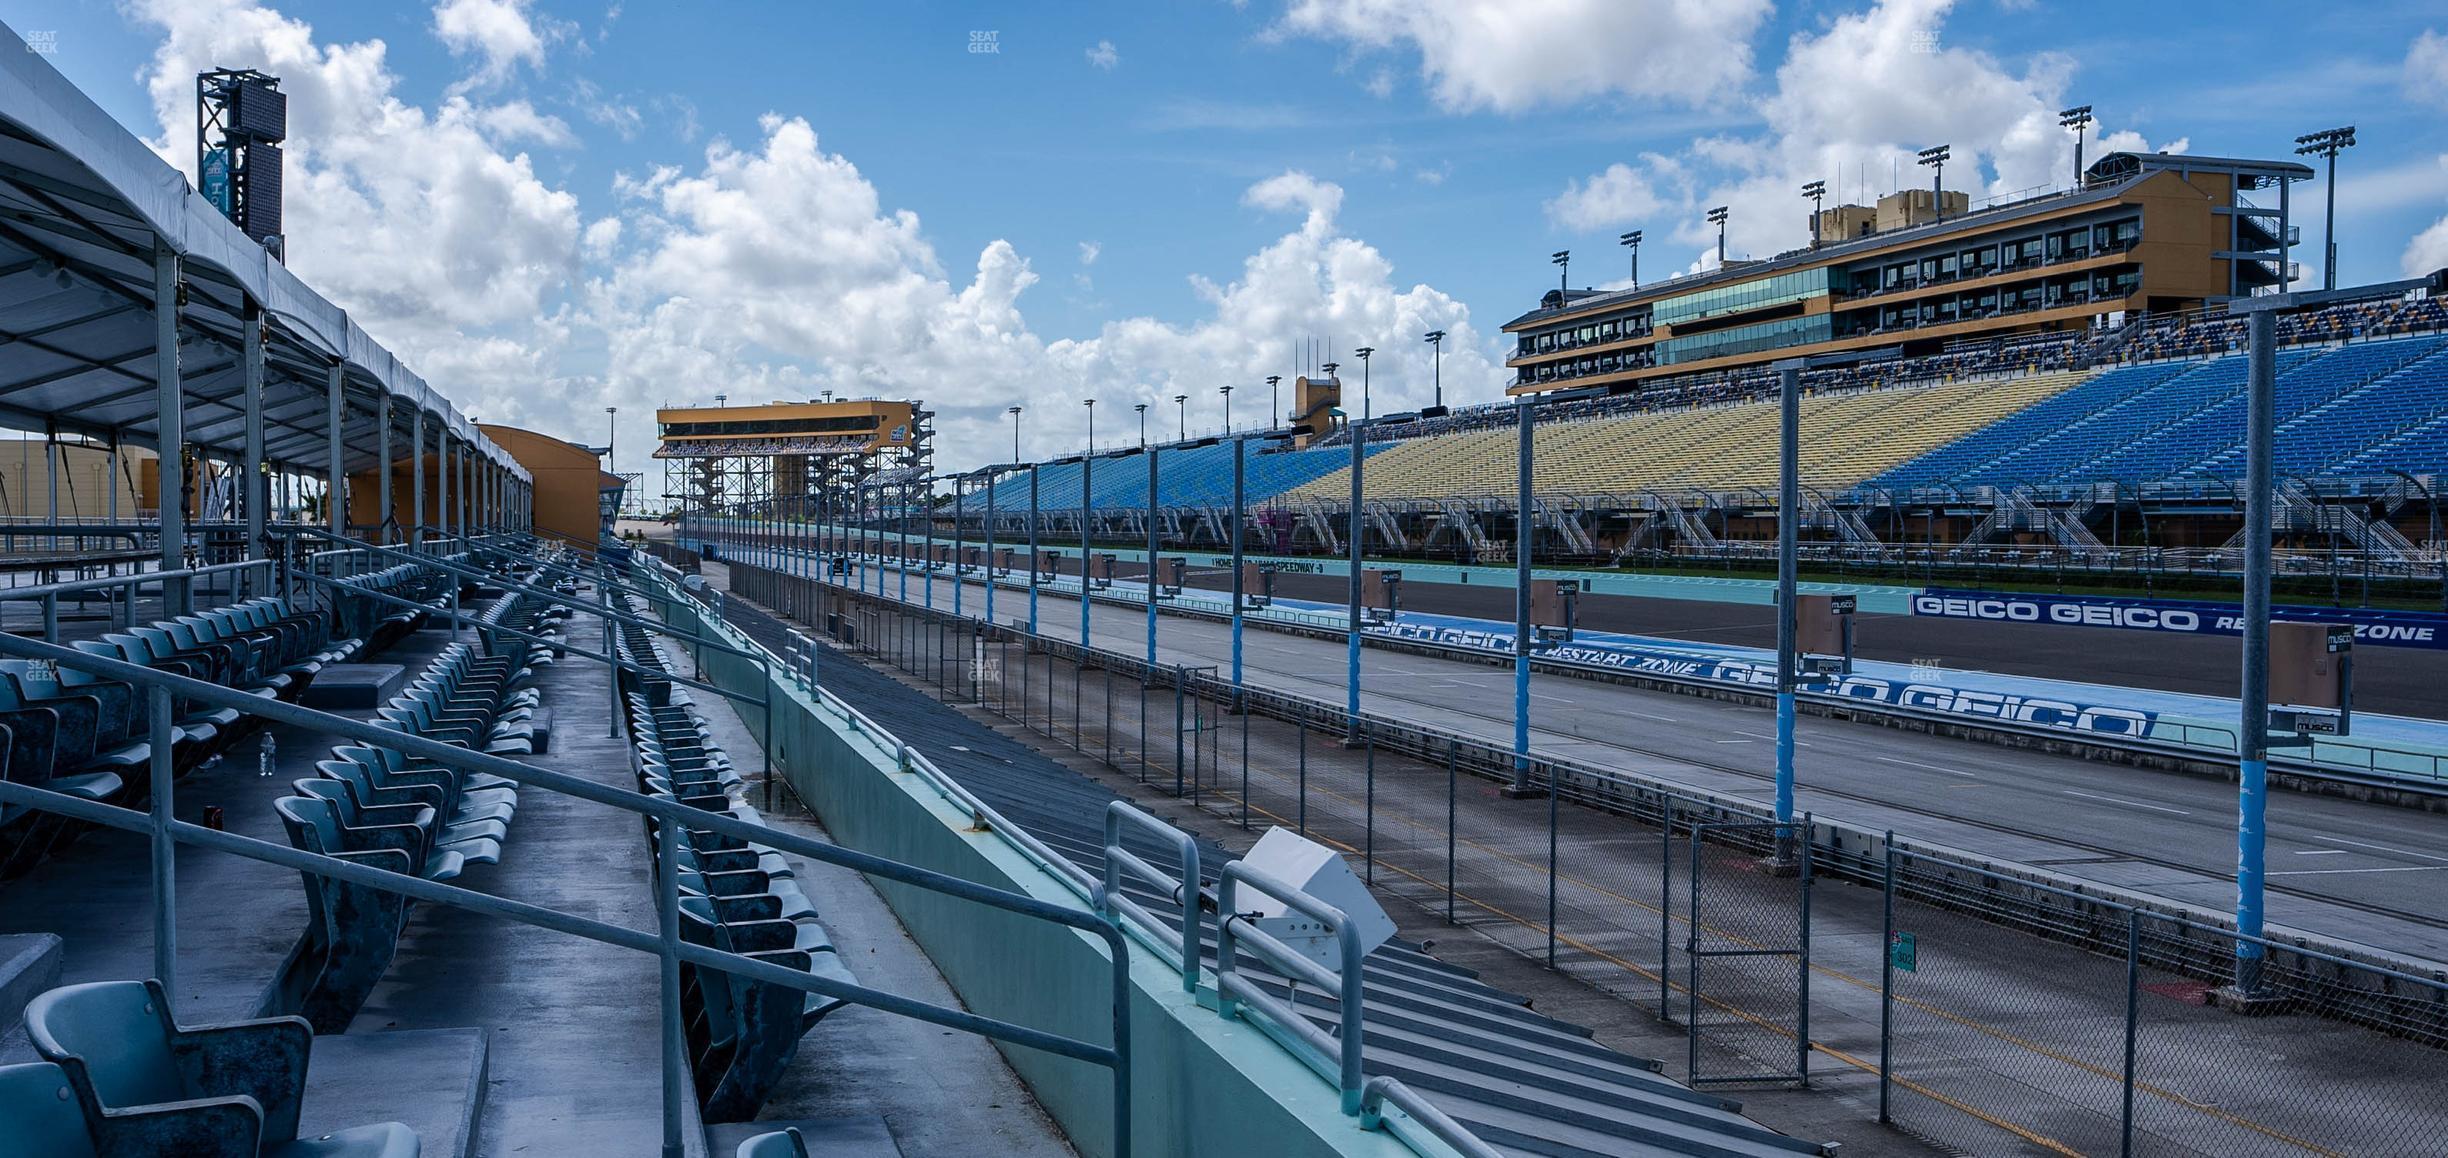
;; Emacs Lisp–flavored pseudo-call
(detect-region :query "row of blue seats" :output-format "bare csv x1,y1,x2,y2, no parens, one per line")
265,616,553,1033
1873,335,2448,488
331,561,457,656
0,596,357,878
6,979,420,1156
608,596,854,1122
976,440,1385,513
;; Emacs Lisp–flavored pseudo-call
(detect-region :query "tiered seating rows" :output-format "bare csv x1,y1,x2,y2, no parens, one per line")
1268,370,2093,504
0,595,355,877
976,440,1383,514
1874,334,2448,487
266,589,565,1034
607,586,852,1122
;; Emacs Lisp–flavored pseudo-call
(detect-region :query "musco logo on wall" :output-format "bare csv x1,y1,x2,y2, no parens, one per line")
1910,587,2448,650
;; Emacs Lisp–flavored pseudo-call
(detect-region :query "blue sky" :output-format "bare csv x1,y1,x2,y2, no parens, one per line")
8,1,2447,473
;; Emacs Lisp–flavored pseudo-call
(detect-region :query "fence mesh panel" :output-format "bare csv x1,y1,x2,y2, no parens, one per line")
707,556,2448,1157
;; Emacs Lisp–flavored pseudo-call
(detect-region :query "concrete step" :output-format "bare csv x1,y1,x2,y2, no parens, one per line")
704,1116,903,1158
0,932,62,1034
304,1027,489,1158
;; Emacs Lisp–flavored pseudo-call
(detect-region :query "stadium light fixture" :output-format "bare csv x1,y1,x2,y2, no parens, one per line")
1007,405,1022,463
1705,206,1729,266
1799,182,1825,249
1135,401,1150,447
1171,394,1187,440
605,406,617,474
1617,230,1642,289
1220,384,1234,434
1081,397,1094,454
1354,346,1374,421
2059,105,2094,187
714,392,727,407
1918,145,1951,222
1266,374,1282,428
1423,330,1446,408
1550,249,1570,300
2295,126,2357,291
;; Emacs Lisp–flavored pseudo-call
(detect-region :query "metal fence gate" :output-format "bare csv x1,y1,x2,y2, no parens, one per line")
1684,820,1813,1087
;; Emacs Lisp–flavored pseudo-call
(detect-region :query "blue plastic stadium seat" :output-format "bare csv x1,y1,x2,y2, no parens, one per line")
0,1060,101,1157
25,979,420,1158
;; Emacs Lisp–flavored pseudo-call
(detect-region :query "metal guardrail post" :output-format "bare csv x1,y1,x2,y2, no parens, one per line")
2122,908,2140,1157
1879,833,1895,1124
655,810,685,1158
605,617,620,739
1215,860,1366,1115
147,684,177,995
1359,1077,1505,1158
1102,802,1202,992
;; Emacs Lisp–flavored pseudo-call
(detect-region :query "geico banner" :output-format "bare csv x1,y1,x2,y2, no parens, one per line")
1911,587,2448,650
1370,620,2157,738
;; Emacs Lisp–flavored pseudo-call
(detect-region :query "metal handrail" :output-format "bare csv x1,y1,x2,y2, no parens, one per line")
655,562,1503,1158
1101,801,1203,991
1215,860,1366,1115
0,623,1134,1157
1361,1077,1505,1158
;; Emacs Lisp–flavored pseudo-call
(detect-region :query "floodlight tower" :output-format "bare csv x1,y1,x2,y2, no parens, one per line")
1422,330,1446,409
1266,375,1282,428
1800,182,1826,249
1354,347,1374,421
1220,384,1234,434
1551,250,1570,300
1172,395,1187,440
196,69,287,257
2060,105,2094,187
1618,230,1642,288
2295,126,2357,291
1706,206,1729,266
1918,145,1951,222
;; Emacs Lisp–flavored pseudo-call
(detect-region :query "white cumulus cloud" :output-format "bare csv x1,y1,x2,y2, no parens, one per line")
1550,0,2180,271
1086,39,1120,70
1274,0,1771,113
432,0,550,87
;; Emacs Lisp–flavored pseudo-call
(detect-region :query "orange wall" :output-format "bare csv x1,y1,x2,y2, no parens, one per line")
478,424,605,546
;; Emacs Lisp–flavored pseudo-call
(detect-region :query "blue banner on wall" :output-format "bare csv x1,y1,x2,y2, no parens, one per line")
1910,588,2448,650
1371,617,2159,738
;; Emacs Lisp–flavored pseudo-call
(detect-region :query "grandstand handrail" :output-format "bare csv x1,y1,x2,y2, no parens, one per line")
0,622,1136,1158
1102,801,1204,992
666,562,1506,1158
0,556,270,604
1215,859,1368,1115
291,526,769,671
645,564,1205,967
1361,1076,1506,1158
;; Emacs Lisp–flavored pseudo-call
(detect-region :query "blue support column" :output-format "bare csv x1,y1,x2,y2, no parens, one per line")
984,469,997,629
1028,465,1041,633
1512,396,1533,792
953,475,965,620
1080,454,1094,649
1230,437,1245,690
1347,416,1364,733
1775,359,1802,858
1146,444,1160,667
2235,304,2277,994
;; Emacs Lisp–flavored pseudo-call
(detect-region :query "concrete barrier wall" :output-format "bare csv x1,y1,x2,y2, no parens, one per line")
645,579,1426,1158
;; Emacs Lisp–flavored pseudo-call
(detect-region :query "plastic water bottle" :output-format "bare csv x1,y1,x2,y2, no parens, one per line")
258,732,276,778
